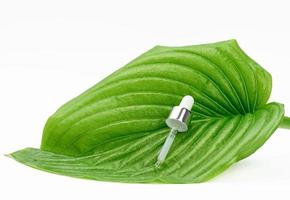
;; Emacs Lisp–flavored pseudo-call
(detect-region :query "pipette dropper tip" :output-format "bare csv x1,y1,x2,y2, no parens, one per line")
155,160,162,168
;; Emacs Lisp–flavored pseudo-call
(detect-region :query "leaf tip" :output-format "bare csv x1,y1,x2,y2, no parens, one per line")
4,153,13,159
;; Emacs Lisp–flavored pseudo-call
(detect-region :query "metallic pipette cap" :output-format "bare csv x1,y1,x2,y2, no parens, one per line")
165,95,194,132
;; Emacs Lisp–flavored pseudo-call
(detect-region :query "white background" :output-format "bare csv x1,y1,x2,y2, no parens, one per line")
1,0,290,199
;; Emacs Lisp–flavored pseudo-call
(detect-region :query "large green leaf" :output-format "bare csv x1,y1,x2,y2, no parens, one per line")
10,40,286,183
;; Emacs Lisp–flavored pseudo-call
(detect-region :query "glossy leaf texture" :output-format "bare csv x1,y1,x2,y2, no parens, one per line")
10,40,285,183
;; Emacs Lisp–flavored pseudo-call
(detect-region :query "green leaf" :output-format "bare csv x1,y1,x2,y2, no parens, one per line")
10,40,286,183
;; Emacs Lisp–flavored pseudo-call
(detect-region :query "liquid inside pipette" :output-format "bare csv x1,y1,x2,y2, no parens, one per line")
155,128,177,168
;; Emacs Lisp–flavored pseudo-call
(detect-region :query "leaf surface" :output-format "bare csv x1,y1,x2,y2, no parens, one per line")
10,40,285,183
